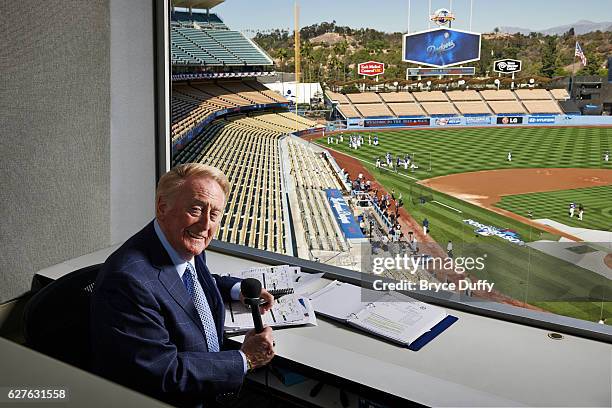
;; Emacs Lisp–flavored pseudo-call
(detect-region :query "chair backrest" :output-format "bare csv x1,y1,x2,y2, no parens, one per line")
23,264,100,370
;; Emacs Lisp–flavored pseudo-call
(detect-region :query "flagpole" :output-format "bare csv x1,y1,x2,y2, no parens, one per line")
571,36,577,101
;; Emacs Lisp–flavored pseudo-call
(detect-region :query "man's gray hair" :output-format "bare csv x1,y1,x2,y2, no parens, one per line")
156,163,230,206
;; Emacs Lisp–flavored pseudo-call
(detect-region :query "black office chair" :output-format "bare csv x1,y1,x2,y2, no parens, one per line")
23,264,101,371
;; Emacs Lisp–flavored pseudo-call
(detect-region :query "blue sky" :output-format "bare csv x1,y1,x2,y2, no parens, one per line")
206,0,612,35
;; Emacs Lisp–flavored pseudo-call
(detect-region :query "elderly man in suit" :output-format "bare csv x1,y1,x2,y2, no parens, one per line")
91,163,275,407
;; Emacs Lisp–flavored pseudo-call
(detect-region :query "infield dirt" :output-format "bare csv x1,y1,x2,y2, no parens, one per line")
420,168,612,240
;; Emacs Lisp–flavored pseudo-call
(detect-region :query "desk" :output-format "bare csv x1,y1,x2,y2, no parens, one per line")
215,255,611,407
34,248,612,407
0,337,170,408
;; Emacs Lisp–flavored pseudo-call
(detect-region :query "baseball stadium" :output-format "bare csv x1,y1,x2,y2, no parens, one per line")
169,0,611,326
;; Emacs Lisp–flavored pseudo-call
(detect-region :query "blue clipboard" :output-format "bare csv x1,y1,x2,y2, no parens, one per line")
407,315,458,351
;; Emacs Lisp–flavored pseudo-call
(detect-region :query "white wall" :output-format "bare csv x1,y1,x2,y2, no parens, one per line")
0,0,159,302
110,0,158,244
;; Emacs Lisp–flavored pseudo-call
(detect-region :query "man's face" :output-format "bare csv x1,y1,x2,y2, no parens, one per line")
157,176,226,260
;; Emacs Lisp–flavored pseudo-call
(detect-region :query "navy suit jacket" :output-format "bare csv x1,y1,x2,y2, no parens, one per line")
91,221,243,407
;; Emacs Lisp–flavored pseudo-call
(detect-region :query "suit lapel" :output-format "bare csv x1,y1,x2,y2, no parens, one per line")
145,223,206,337
157,265,206,337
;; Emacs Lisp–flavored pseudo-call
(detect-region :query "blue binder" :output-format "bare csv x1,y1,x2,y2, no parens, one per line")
407,315,458,351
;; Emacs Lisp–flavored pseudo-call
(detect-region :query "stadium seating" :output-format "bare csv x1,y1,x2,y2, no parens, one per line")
337,104,361,118
326,92,351,104
412,91,448,102
446,90,482,101
480,89,516,100
206,30,272,65
287,139,348,253
379,92,415,103
421,102,459,116
550,88,570,100
514,89,552,100
454,101,492,115
387,103,426,117
173,112,320,254
347,93,383,104
355,103,394,118
172,27,221,65
276,111,319,128
522,100,563,114
218,81,277,104
487,100,527,114
171,25,271,67
172,11,228,29
248,81,288,103
331,89,566,120
172,81,289,144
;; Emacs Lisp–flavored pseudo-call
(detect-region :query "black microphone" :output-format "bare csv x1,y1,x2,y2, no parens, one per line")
241,278,264,333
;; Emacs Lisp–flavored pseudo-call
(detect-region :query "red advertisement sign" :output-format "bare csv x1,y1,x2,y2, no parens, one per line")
358,61,385,76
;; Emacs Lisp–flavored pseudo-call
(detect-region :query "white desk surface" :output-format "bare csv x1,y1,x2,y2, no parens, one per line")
0,337,170,407
211,251,612,407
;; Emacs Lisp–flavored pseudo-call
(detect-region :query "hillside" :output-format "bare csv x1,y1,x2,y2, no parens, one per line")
254,22,611,85
499,20,612,36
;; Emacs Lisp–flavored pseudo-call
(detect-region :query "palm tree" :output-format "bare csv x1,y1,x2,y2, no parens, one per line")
301,41,313,82
333,40,348,81
277,48,289,72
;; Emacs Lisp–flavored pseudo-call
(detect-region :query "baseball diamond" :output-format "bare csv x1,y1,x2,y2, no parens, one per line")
315,126,611,323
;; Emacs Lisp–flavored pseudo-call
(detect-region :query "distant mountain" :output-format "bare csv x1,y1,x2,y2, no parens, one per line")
498,20,612,36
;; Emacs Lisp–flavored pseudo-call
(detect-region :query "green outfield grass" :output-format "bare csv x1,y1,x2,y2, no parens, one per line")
321,126,610,180
315,126,612,323
496,185,612,232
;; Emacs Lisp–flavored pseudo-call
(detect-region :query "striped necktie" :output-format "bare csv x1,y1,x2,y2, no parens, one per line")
182,263,220,352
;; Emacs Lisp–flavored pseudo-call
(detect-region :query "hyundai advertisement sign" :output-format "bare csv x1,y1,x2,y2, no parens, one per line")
403,28,481,67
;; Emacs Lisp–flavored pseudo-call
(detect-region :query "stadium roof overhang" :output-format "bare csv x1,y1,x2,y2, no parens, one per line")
172,0,225,9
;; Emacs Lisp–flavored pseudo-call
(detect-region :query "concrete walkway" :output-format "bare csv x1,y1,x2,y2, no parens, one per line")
535,218,612,245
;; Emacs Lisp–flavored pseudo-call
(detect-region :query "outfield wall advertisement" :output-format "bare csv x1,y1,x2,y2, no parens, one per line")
496,116,523,125
339,114,612,130
364,118,430,127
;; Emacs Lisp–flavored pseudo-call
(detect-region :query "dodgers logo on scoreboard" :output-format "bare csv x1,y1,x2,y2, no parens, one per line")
403,28,481,67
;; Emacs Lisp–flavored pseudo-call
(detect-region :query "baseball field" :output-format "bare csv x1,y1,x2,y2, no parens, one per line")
314,126,612,323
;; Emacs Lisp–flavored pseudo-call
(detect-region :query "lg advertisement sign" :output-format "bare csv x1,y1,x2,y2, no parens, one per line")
493,59,522,74
358,61,385,76
402,28,481,67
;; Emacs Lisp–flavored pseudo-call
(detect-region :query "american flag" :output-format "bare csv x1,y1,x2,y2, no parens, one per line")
575,42,587,66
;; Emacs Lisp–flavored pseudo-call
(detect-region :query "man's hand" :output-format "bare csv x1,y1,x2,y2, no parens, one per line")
240,326,275,369
239,288,274,315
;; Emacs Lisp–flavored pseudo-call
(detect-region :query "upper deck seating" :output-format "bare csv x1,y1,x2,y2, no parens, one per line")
326,92,350,104
379,92,415,103
337,104,361,118
514,89,552,100
387,103,426,117
355,104,393,117
446,90,482,101
480,90,516,100
412,91,448,102
347,93,382,104
522,100,563,114
550,88,571,100
420,102,459,116
488,100,527,114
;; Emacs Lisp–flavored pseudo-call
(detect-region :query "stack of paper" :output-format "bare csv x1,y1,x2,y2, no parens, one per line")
223,265,320,333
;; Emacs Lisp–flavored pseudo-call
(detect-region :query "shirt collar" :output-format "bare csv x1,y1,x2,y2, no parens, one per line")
154,219,195,278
